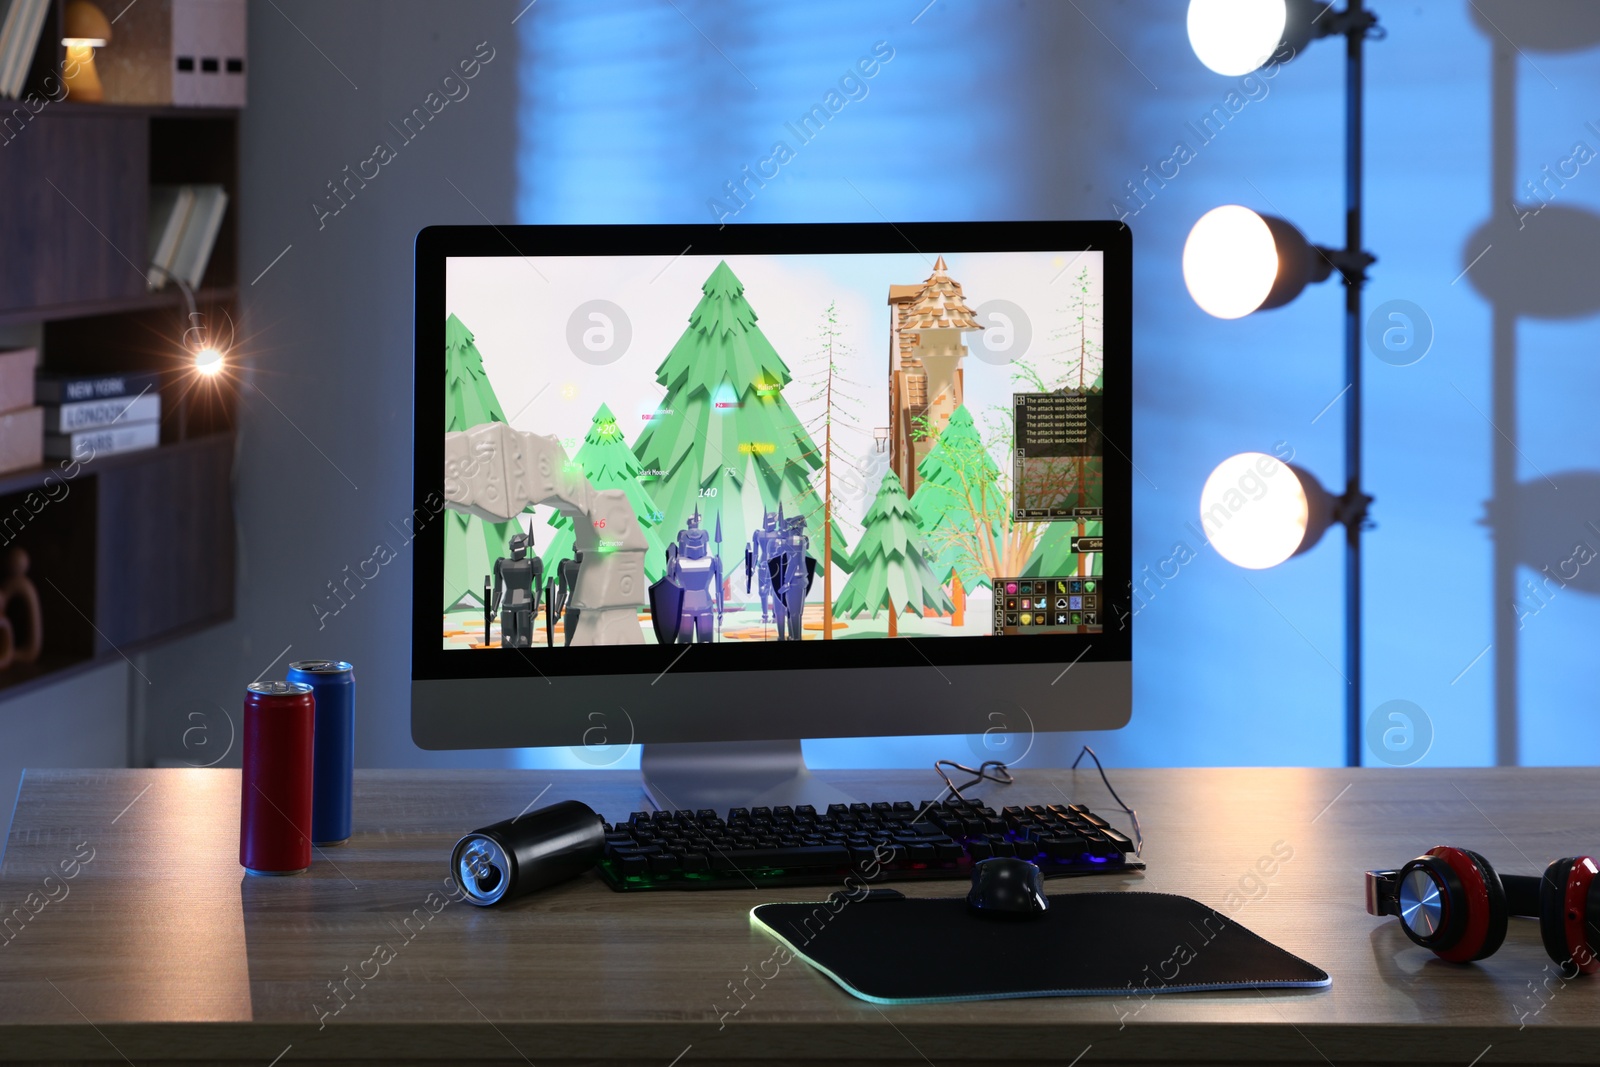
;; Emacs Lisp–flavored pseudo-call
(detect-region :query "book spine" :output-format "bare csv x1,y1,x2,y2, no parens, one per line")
0,0,25,100
35,374,161,405
44,422,161,461
5,0,48,99
43,393,162,434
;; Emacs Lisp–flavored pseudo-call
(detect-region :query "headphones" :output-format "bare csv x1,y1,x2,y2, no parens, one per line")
1366,847,1600,972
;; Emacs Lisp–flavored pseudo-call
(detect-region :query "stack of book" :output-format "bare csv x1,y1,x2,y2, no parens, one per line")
38,373,162,461
0,347,41,474
148,184,230,290
0,0,50,99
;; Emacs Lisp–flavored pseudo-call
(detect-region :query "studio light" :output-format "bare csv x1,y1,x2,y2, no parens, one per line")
1186,0,1329,76
1199,453,1334,570
1187,0,1382,766
1183,207,1336,319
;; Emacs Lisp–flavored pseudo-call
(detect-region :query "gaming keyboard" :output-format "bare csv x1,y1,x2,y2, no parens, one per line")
597,798,1142,891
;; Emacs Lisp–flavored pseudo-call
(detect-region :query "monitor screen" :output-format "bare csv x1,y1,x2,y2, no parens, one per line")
412,223,1130,751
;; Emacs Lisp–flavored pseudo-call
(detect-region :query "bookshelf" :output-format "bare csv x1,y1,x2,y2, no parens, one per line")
0,7,238,699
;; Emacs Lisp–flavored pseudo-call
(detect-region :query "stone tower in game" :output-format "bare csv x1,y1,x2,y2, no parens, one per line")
886,256,983,497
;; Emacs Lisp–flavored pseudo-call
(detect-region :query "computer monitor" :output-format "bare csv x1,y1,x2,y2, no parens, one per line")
412,222,1131,811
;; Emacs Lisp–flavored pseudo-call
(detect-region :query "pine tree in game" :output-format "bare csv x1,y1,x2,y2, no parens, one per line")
442,312,524,611
633,260,849,588
796,299,870,637
913,404,1003,623
1020,263,1105,578
833,471,952,635
543,403,668,584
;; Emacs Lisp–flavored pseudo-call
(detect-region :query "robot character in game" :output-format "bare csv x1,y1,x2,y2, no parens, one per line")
766,511,816,641
545,551,582,647
744,509,783,623
490,523,543,648
649,508,724,644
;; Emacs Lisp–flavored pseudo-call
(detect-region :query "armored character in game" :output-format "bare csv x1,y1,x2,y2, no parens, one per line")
766,511,816,641
546,551,582,647
744,509,783,622
649,509,724,644
491,524,544,648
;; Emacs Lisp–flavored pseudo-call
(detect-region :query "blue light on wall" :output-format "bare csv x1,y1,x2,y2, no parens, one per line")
516,0,1024,226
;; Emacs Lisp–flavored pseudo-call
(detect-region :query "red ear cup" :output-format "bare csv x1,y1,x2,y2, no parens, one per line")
1539,856,1600,975
1539,858,1577,970
1428,847,1508,963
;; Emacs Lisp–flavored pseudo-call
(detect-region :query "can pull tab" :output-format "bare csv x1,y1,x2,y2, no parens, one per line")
455,836,512,905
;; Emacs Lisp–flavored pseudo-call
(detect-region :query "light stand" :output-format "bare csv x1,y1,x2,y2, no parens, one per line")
1331,0,1378,768
1185,0,1382,766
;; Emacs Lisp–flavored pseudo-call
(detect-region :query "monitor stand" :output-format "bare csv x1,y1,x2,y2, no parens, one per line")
640,739,855,813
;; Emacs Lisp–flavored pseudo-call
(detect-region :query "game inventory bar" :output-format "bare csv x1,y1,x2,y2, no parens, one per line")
992,576,1101,636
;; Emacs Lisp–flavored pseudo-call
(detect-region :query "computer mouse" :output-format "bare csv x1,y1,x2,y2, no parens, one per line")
967,857,1049,919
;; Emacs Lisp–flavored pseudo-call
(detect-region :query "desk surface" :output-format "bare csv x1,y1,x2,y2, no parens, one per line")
1,766,1596,1065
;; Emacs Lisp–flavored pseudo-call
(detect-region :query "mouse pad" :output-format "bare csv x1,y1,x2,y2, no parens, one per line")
751,890,1330,1004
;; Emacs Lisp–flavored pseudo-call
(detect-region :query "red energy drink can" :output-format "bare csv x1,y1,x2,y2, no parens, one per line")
240,680,315,875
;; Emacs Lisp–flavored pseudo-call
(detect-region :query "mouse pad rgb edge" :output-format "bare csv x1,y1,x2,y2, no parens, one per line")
751,891,1331,1004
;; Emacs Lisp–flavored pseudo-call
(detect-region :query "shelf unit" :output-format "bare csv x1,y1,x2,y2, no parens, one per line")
0,6,238,699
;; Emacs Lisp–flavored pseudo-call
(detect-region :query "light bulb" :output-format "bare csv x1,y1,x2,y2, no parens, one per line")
1199,452,1309,569
1183,205,1279,320
1187,0,1287,76
195,346,224,376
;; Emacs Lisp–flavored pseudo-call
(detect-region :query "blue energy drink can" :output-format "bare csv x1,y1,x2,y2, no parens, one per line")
286,659,355,845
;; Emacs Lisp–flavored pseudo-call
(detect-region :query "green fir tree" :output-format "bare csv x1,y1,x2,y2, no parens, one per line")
633,260,848,579
833,471,952,621
543,403,667,583
442,312,524,611
913,404,1003,593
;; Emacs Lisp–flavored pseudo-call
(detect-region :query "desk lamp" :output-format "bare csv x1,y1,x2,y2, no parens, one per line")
61,2,111,103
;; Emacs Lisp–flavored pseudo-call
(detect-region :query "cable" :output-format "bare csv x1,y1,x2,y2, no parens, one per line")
931,748,1143,858
932,758,1013,804
1071,745,1142,856
146,262,198,322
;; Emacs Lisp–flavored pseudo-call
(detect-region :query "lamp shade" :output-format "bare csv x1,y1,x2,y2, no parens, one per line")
1187,0,1324,75
1183,206,1329,319
1182,206,1278,319
1199,453,1334,569
1186,0,1286,76
62,1,111,46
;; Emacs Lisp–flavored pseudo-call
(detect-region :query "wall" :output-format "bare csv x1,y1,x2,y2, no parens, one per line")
140,2,527,770
132,1,1600,773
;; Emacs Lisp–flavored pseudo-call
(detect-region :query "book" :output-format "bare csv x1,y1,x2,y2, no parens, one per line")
0,347,37,413
147,186,198,290
46,421,160,461
2,0,48,99
43,392,161,434
36,372,162,405
169,184,228,289
0,2,21,100
0,0,48,100
0,405,41,474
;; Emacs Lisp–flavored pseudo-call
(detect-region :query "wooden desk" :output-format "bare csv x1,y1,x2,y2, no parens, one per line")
1,767,1596,1066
